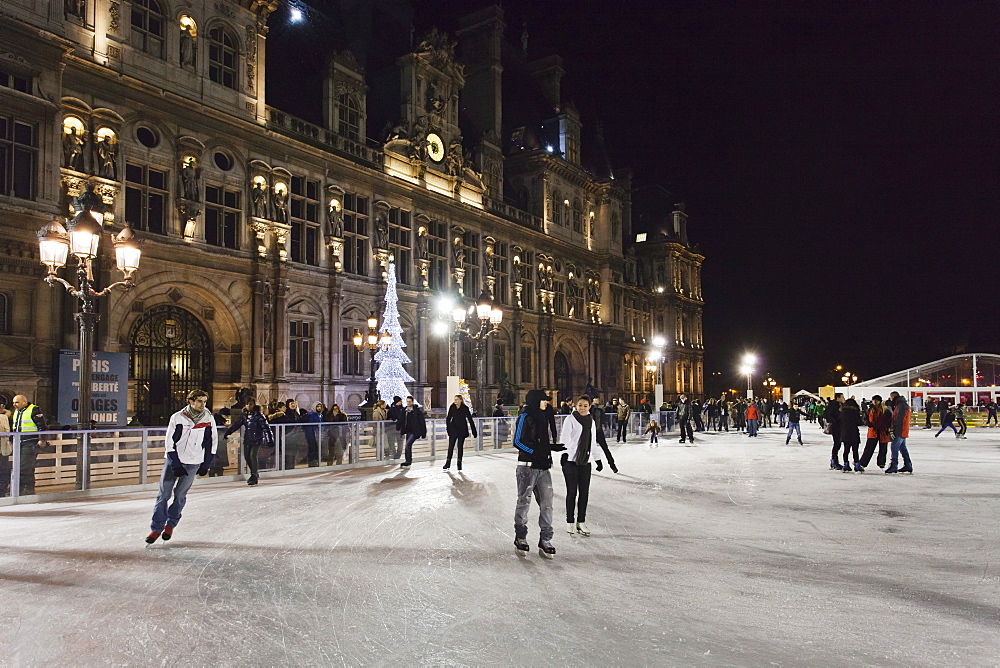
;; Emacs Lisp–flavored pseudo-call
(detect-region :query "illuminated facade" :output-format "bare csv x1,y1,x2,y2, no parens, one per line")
0,1,703,423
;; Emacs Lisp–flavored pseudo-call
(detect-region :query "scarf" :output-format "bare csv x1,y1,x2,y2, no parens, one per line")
183,406,210,424
573,411,592,465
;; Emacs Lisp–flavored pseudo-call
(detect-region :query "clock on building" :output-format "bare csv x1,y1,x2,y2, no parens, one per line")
426,132,445,162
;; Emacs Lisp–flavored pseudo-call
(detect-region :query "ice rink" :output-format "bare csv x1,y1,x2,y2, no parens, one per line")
1,423,998,665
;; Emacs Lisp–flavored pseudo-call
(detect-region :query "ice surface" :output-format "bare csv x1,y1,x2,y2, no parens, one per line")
1,425,999,665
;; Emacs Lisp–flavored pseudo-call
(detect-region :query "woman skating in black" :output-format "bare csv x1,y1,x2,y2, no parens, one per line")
224,399,273,485
444,395,477,470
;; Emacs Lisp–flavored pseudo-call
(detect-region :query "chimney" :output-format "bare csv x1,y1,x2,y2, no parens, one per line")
527,55,564,110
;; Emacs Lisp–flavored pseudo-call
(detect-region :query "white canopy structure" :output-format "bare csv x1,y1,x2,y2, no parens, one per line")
837,353,1000,409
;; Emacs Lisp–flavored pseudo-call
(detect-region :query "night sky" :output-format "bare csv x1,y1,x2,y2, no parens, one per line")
270,0,999,394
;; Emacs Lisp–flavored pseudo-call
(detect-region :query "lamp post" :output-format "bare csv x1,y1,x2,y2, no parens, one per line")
353,311,391,420
444,289,502,414
841,371,858,393
37,184,141,430
740,353,757,398
763,376,777,397
649,335,667,407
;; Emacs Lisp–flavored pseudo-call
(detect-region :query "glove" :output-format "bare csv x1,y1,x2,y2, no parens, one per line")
550,443,566,452
595,460,603,472
197,466,209,477
171,464,188,477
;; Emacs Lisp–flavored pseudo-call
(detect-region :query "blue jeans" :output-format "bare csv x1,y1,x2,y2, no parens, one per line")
514,466,554,541
403,433,419,464
889,437,911,469
747,419,759,436
786,422,801,442
150,462,200,531
935,424,957,436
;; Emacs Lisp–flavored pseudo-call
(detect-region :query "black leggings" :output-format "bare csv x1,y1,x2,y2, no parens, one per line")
244,439,261,478
859,437,887,469
446,435,465,465
616,420,628,441
561,457,592,523
679,419,694,442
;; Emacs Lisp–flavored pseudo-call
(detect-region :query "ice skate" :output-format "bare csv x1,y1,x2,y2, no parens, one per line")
442,462,450,470
161,525,173,541
576,522,591,537
247,474,258,486
842,463,853,473
830,458,841,470
854,462,864,473
567,523,576,534
537,540,556,559
144,531,161,544
884,466,899,474
514,538,530,556
898,465,913,474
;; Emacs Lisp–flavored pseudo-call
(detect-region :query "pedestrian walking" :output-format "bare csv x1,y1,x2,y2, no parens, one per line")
985,400,998,427
955,403,968,439
399,396,426,468
512,389,566,558
145,390,218,543
444,395,477,470
934,406,958,437
558,395,616,537
825,394,844,470
785,403,805,445
11,395,47,496
924,398,936,429
387,396,405,459
676,394,695,443
858,394,891,471
885,392,913,474
644,419,660,444
224,398,273,485
745,401,760,437
615,399,630,442
838,398,863,472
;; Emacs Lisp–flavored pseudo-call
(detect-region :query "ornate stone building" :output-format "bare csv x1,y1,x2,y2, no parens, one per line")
0,1,703,424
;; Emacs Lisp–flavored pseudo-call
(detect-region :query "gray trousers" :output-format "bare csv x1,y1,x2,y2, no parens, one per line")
514,466,554,541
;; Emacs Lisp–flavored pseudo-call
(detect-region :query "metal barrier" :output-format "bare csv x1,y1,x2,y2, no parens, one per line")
0,416,547,503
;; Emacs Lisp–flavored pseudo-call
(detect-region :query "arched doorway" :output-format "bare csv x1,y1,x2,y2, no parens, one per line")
130,305,212,425
554,351,572,402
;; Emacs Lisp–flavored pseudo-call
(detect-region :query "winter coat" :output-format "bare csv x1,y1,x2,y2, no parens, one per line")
745,403,760,420
824,402,841,430
166,407,218,467
387,403,405,431
676,401,690,421
559,411,603,464
513,389,560,469
616,403,631,421
866,406,892,443
225,408,274,445
401,405,427,438
892,397,910,438
372,405,388,421
446,402,477,438
839,404,863,446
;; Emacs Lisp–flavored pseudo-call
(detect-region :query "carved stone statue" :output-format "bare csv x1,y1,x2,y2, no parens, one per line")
272,187,288,222
410,116,428,161
483,246,495,277
326,200,344,238
511,258,522,284
250,180,267,218
587,279,600,303
415,227,428,261
567,278,579,299
180,28,196,68
452,237,465,266
180,158,200,201
96,133,118,180
445,139,464,177
62,126,85,171
374,212,389,250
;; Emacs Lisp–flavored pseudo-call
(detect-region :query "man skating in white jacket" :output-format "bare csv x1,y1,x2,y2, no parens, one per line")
145,390,218,544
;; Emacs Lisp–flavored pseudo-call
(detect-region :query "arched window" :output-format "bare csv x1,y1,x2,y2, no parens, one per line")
130,0,165,57
0,293,9,334
337,94,360,140
208,26,238,89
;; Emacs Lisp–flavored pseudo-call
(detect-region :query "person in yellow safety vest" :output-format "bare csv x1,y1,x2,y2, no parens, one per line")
11,395,48,496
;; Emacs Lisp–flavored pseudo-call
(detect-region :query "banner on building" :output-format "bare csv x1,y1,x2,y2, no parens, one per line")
57,350,129,426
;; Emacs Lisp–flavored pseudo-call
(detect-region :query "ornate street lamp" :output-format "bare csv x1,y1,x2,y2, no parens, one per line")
841,371,858,391
450,289,502,414
37,184,141,431
763,376,777,397
353,311,389,419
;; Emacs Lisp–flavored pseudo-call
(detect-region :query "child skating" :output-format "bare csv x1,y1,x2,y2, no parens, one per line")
644,419,660,445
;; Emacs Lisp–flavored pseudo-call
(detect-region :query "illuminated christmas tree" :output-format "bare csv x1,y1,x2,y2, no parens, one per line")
374,262,415,401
